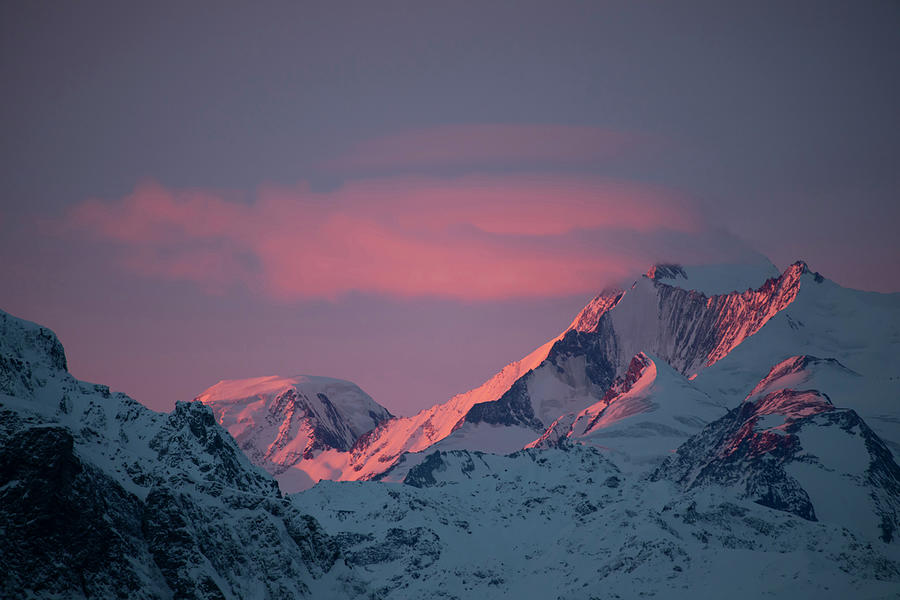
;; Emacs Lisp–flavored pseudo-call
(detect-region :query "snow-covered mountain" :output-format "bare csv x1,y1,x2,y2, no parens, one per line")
297,442,900,599
4,250,900,598
228,259,900,491
654,383,900,543
196,375,392,491
0,310,354,598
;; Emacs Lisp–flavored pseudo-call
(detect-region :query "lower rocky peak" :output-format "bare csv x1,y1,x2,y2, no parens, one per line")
655,391,900,542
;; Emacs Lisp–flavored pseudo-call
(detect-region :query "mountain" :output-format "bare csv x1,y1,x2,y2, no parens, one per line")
654,367,900,544
0,310,354,598
229,259,900,490
196,375,392,491
355,259,830,478
4,250,900,598
297,441,900,599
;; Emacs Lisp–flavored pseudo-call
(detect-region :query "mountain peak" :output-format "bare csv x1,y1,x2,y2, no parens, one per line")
195,374,393,490
0,311,68,375
645,263,688,282
639,256,781,296
568,289,625,332
786,259,827,283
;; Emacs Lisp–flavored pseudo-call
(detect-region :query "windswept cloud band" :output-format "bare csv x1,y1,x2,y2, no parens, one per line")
63,173,751,301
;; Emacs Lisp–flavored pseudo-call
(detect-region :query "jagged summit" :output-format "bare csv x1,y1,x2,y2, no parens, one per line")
568,289,625,332
645,263,688,281
0,310,68,377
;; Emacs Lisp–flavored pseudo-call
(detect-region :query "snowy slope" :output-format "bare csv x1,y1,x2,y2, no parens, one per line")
691,273,900,453
655,381,900,544
527,352,725,470
295,444,900,599
339,289,628,482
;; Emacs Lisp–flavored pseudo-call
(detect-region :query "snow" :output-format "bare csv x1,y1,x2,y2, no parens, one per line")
542,354,726,470
785,417,878,540
198,374,391,444
4,278,900,600
431,422,539,454
295,443,900,599
645,255,780,296
195,373,391,491
692,271,900,454
214,259,900,495
607,276,663,371
754,413,788,434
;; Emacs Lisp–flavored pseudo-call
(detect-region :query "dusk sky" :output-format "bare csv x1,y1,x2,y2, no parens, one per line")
2,1,899,416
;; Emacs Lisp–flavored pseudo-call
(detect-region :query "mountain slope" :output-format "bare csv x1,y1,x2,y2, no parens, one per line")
223,259,900,489
349,261,844,475
0,310,349,598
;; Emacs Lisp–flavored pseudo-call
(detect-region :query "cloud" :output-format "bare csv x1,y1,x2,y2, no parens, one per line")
64,175,751,301
318,124,657,174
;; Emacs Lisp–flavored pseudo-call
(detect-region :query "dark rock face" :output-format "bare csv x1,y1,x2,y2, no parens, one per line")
654,393,826,520
403,450,482,488
0,312,68,374
403,451,449,488
463,377,544,430
462,324,619,431
151,401,282,495
260,387,393,461
857,414,900,543
547,326,618,390
652,267,803,372
0,418,161,598
599,352,653,404
142,488,227,600
0,408,343,599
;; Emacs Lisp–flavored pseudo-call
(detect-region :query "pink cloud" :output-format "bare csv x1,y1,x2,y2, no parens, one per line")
65,175,741,301
319,124,657,173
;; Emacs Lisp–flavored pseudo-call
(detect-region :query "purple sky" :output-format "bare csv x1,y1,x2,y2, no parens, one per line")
2,2,899,415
